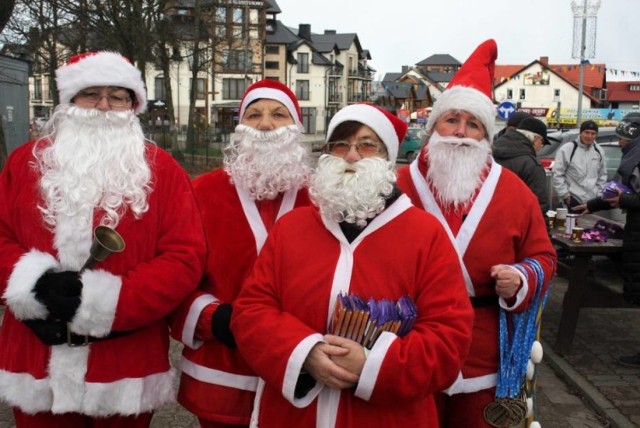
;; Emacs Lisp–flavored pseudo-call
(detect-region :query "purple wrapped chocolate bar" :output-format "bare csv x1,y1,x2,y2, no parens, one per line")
602,181,631,199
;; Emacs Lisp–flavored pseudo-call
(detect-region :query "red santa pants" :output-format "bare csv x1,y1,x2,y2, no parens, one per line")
12,408,153,428
435,388,496,428
198,418,249,428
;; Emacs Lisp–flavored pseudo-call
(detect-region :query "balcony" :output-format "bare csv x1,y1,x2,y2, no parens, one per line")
347,69,374,80
328,93,342,104
347,93,368,103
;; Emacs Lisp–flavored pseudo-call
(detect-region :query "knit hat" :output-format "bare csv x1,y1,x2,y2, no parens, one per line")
426,39,498,139
615,113,640,141
239,79,302,126
507,111,533,128
326,103,408,164
56,51,147,114
518,117,550,145
580,120,598,133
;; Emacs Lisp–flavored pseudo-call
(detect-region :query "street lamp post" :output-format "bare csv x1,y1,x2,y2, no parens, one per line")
571,0,600,128
154,100,166,148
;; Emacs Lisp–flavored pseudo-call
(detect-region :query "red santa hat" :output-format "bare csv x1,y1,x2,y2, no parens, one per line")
426,39,498,139
326,103,408,164
55,51,147,114
239,79,302,126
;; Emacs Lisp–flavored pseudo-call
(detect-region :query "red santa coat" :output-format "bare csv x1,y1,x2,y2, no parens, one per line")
169,169,311,424
231,195,474,428
396,155,556,394
0,141,206,416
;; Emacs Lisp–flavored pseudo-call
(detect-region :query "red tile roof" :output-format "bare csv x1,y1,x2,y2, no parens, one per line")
607,81,640,102
494,62,606,92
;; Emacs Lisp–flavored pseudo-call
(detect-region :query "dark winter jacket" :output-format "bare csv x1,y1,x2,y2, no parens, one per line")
587,136,640,304
492,129,549,219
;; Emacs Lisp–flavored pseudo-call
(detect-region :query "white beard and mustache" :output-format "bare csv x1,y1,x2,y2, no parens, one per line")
310,155,396,228
34,104,152,230
224,124,312,200
425,130,492,211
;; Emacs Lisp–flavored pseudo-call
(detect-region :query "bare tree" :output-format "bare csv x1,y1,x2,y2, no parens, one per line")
0,0,19,170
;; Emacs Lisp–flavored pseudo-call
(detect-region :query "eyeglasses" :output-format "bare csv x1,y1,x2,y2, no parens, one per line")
326,140,386,157
75,90,131,107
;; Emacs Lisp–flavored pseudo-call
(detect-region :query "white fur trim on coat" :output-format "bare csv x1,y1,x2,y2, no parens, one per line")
0,356,176,416
355,331,396,401
426,86,496,139
4,250,59,320
68,269,122,337
283,333,325,408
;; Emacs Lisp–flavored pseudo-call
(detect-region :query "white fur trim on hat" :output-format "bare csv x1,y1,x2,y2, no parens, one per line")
239,87,301,126
426,86,496,139
326,104,399,163
56,52,147,114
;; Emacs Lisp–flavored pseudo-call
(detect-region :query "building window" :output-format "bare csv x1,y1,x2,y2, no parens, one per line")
265,61,279,70
190,78,206,99
296,80,310,100
222,49,252,72
301,107,316,134
223,78,248,100
506,89,513,99
519,88,526,100
554,88,561,98
297,53,309,73
265,45,279,55
155,77,166,100
33,77,42,100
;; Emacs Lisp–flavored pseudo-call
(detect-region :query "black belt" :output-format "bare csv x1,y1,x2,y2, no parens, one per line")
470,295,499,307
23,319,130,347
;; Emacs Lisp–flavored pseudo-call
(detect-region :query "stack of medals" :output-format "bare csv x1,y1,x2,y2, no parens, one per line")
329,293,417,349
484,258,550,427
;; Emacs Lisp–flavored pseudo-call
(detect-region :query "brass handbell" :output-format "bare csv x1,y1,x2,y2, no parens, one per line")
80,226,126,272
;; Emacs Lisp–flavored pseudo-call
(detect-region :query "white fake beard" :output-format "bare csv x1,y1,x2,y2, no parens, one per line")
425,130,491,211
310,155,396,228
223,124,312,201
35,104,152,229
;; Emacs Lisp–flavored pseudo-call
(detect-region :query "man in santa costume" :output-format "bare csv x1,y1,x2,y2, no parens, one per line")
230,103,474,427
170,79,313,427
0,51,206,427
396,39,557,427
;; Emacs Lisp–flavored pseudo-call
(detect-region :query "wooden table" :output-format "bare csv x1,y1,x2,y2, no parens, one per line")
550,215,634,354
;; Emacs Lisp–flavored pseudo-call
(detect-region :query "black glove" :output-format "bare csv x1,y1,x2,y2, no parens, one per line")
211,303,236,348
34,271,82,322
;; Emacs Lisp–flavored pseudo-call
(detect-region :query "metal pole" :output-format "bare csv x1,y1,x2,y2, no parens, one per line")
576,0,587,128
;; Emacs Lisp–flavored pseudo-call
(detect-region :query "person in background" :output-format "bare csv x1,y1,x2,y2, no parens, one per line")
170,80,313,428
231,103,473,427
493,111,532,140
552,119,607,212
574,112,640,368
396,39,556,427
0,51,206,427
493,116,551,220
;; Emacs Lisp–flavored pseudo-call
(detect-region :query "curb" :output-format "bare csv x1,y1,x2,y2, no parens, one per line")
541,339,635,428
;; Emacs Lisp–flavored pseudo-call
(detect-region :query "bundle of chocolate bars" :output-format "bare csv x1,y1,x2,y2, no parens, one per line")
329,292,417,349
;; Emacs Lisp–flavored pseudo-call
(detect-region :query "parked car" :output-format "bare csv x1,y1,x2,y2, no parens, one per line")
537,127,618,172
398,128,425,163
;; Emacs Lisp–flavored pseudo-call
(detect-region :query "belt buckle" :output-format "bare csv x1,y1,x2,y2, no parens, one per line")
66,323,89,347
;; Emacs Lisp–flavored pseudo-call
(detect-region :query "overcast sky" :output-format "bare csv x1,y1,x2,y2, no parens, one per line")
273,0,640,82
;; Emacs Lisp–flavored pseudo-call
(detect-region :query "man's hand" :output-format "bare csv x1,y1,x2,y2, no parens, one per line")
573,203,589,214
490,264,521,299
34,271,82,322
324,334,366,377
303,342,359,390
